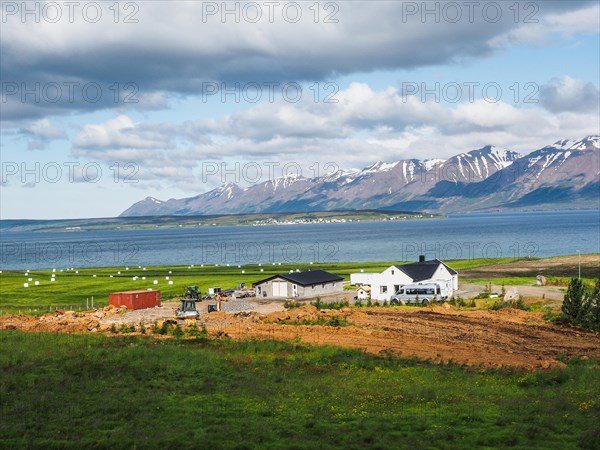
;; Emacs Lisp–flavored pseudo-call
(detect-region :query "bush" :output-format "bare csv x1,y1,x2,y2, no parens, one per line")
490,297,528,311
310,299,350,310
284,300,303,309
449,296,465,307
557,278,600,331
119,323,135,334
171,324,184,339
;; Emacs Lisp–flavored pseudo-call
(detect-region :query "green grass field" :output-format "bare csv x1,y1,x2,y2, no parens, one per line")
0,331,598,449
0,258,528,311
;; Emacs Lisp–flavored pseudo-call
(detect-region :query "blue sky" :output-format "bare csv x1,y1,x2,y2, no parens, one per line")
1,1,599,219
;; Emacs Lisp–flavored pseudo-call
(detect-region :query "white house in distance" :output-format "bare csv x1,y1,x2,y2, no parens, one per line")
350,256,458,301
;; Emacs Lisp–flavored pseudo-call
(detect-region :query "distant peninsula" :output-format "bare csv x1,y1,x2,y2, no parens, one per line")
0,210,445,233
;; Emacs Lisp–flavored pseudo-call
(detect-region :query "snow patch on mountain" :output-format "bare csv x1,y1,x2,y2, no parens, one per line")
364,161,399,173
423,159,445,171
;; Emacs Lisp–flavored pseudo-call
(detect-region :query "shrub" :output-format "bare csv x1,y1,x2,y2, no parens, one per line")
284,300,303,309
139,323,146,334
311,297,323,310
449,296,465,307
310,299,350,310
490,297,528,311
109,323,117,334
171,324,184,339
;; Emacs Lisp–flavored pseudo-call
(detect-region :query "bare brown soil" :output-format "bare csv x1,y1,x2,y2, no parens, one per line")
3,302,599,371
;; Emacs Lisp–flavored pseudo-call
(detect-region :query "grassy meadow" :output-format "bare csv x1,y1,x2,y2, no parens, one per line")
1,331,599,449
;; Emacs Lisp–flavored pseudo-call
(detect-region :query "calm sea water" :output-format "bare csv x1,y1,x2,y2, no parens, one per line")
1,210,599,270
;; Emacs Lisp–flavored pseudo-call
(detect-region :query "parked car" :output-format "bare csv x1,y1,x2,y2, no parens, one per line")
390,283,442,305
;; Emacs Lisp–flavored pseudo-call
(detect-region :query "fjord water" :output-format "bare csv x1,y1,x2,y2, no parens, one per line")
1,210,599,270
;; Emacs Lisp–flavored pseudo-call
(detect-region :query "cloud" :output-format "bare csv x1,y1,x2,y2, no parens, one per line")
539,76,600,113
2,1,596,121
68,79,599,192
73,115,176,152
490,2,600,46
18,118,67,149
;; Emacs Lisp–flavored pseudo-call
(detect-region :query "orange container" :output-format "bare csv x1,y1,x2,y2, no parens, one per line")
109,290,161,310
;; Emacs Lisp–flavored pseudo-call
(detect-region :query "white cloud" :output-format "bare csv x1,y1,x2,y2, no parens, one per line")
69,79,599,191
73,115,176,151
539,76,600,113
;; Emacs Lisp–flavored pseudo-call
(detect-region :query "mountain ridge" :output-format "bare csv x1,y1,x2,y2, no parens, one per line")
120,136,600,216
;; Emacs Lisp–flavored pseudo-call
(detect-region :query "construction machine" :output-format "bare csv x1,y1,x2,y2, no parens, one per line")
183,285,202,300
175,286,202,320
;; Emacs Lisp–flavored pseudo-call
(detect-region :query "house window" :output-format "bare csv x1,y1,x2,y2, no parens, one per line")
392,270,394,275
380,286,388,294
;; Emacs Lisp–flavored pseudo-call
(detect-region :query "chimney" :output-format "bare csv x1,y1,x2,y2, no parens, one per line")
419,255,425,263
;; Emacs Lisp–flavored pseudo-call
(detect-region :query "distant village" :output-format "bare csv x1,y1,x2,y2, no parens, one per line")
252,215,429,226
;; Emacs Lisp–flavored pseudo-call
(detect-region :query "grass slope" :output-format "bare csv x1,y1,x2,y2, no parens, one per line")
0,332,598,449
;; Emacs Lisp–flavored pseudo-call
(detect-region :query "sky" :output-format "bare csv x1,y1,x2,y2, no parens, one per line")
1,0,599,219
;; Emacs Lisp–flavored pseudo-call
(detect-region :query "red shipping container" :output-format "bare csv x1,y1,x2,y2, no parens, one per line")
109,290,161,310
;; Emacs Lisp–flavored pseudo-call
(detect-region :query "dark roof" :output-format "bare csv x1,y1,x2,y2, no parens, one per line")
255,269,343,287
395,259,457,282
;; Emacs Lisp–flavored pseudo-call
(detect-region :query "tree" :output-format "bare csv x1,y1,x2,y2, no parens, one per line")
587,279,600,330
562,278,591,323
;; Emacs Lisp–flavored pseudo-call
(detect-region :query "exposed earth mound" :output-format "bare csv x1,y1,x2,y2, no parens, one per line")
2,302,599,371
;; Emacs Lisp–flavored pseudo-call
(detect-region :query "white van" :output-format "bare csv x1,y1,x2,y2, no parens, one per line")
390,283,443,305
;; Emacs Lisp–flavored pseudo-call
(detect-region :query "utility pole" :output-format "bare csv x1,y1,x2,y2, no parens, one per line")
577,250,581,279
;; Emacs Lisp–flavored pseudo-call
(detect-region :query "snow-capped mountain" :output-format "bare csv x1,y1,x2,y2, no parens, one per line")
120,136,600,216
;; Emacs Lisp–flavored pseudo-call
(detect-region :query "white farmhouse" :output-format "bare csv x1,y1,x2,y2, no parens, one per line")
351,256,458,301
